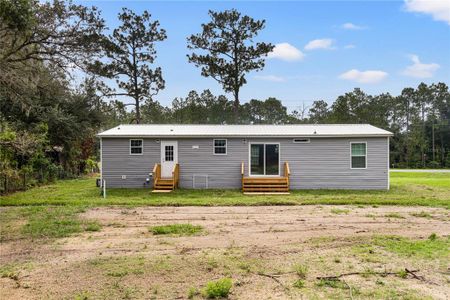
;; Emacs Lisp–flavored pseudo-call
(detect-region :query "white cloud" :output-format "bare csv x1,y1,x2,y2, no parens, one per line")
344,44,356,49
254,75,285,82
339,69,388,84
402,55,440,78
304,39,335,50
404,0,450,25
341,23,366,30
267,43,305,62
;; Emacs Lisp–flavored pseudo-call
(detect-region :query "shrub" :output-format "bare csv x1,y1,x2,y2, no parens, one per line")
85,158,98,174
427,161,440,169
202,278,232,298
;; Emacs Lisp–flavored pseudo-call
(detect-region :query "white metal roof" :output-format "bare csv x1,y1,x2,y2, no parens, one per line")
97,124,393,138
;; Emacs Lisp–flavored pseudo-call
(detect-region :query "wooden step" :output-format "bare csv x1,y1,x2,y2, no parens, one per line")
152,189,173,193
243,186,289,190
244,190,289,193
242,176,290,193
244,192,290,195
243,185,288,188
155,184,173,189
243,180,287,184
243,177,287,181
156,183,173,187
157,179,174,184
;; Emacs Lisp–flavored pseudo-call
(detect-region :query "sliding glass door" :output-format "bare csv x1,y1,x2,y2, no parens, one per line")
250,144,279,176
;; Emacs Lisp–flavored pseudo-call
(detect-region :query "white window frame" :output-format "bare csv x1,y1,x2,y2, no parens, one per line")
129,139,143,155
213,139,227,155
350,142,367,169
293,138,310,144
248,142,281,177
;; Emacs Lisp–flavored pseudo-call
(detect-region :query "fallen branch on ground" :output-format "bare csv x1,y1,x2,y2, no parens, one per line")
405,268,425,281
255,272,291,293
316,269,419,280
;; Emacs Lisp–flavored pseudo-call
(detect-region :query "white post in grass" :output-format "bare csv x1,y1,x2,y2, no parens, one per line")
103,180,106,198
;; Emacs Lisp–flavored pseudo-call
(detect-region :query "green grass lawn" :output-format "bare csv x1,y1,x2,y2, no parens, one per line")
0,172,449,207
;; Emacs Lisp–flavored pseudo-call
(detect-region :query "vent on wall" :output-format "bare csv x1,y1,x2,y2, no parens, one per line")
193,174,208,189
293,138,310,143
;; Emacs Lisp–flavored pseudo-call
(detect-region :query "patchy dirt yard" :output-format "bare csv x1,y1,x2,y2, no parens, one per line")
1,205,449,299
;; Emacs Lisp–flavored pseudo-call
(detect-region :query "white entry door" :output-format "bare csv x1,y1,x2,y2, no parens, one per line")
161,141,178,178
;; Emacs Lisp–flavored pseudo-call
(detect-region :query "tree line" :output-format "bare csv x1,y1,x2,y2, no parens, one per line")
1,1,449,193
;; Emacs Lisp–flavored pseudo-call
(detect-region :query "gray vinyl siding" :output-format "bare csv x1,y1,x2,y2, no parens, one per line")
280,138,388,190
101,138,159,188
178,139,247,189
101,137,389,190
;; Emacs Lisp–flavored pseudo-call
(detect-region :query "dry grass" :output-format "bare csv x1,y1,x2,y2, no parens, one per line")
1,205,448,299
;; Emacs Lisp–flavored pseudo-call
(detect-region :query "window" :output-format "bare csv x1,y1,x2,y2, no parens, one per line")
165,145,174,161
351,142,367,169
293,138,310,143
213,139,227,155
130,139,143,155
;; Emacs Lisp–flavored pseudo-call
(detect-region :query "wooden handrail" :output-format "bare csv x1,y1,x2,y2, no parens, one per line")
284,162,290,177
284,162,290,191
172,163,179,189
241,162,244,192
153,163,161,187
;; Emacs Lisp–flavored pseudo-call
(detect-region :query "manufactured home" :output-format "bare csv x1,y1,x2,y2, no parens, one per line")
97,124,392,192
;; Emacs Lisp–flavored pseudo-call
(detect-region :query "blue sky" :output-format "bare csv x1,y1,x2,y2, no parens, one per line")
78,1,450,111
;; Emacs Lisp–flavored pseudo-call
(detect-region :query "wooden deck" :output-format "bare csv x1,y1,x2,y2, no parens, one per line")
241,162,290,193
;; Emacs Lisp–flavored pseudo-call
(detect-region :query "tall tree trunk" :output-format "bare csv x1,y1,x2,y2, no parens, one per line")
132,42,140,124
135,96,140,124
421,103,426,167
233,90,239,124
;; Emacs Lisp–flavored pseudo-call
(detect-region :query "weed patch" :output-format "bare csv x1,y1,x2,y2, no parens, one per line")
384,212,405,219
149,224,203,236
397,269,408,279
410,211,433,219
187,287,199,299
89,256,145,278
21,206,100,239
0,261,34,282
73,291,91,300
202,278,232,298
293,263,308,279
85,222,102,232
293,279,305,288
316,278,348,289
331,208,350,215
0,206,101,240
372,235,450,260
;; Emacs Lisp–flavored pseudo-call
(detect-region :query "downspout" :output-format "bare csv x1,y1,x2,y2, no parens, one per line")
387,136,390,190
100,138,103,185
